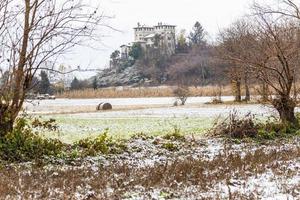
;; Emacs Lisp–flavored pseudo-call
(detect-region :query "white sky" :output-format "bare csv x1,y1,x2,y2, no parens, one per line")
64,0,256,78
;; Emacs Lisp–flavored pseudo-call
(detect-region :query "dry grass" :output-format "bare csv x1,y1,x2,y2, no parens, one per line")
56,82,300,99
56,85,238,99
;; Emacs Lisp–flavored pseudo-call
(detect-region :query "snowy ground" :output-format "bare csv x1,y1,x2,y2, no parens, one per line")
23,97,277,143
0,136,299,199
24,96,279,118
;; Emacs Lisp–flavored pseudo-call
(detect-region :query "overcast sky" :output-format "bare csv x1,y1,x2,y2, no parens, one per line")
65,0,256,78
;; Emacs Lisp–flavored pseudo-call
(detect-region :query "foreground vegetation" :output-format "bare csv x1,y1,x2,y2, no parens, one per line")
0,113,299,199
0,129,298,199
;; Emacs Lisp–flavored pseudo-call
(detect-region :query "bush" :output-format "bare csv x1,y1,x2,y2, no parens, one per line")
162,142,178,151
173,86,190,105
74,130,127,156
209,111,300,141
210,97,223,104
211,86,223,104
163,126,185,141
31,118,59,131
209,111,258,139
257,119,299,140
0,118,64,162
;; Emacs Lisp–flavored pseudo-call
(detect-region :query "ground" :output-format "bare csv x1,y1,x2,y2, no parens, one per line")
24,97,274,143
0,136,299,199
1,97,298,199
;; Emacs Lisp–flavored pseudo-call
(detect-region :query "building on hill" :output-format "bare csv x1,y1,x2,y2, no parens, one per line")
120,43,132,59
120,22,176,59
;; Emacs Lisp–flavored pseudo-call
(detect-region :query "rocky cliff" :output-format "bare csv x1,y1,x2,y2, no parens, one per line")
95,64,149,87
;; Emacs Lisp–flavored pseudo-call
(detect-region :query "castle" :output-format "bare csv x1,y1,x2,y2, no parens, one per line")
120,22,176,59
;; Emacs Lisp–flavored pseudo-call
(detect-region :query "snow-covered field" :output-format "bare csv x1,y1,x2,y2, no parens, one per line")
23,97,277,143
1,137,299,199
24,97,279,117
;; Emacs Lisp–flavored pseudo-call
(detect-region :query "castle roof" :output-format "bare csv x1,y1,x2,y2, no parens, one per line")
133,26,154,30
154,23,176,27
134,23,176,30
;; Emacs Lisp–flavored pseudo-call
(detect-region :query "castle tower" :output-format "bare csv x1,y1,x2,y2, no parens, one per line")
154,22,176,55
134,23,154,42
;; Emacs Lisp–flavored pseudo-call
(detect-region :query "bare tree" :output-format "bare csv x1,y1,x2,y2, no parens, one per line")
253,0,300,20
217,20,255,102
167,45,213,86
0,0,107,136
219,13,300,125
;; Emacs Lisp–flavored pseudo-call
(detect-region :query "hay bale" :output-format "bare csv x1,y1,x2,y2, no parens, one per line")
173,101,179,107
97,102,112,110
97,102,104,110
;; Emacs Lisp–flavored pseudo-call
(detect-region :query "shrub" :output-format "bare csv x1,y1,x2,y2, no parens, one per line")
162,142,178,151
257,119,299,140
209,111,300,141
210,97,223,104
173,86,190,105
0,118,64,162
209,111,259,139
74,130,127,156
163,126,185,141
31,118,59,131
211,86,223,104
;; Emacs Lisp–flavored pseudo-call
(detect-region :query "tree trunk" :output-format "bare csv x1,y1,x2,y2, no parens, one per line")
273,96,298,126
236,80,241,102
261,82,268,102
244,73,250,102
232,79,242,102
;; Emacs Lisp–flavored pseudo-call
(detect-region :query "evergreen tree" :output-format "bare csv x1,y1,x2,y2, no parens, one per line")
189,22,206,46
70,77,81,90
110,50,120,67
129,43,143,60
92,77,98,90
38,71,51,94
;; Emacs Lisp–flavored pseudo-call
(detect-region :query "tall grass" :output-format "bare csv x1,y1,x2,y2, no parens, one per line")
56,85,237,99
